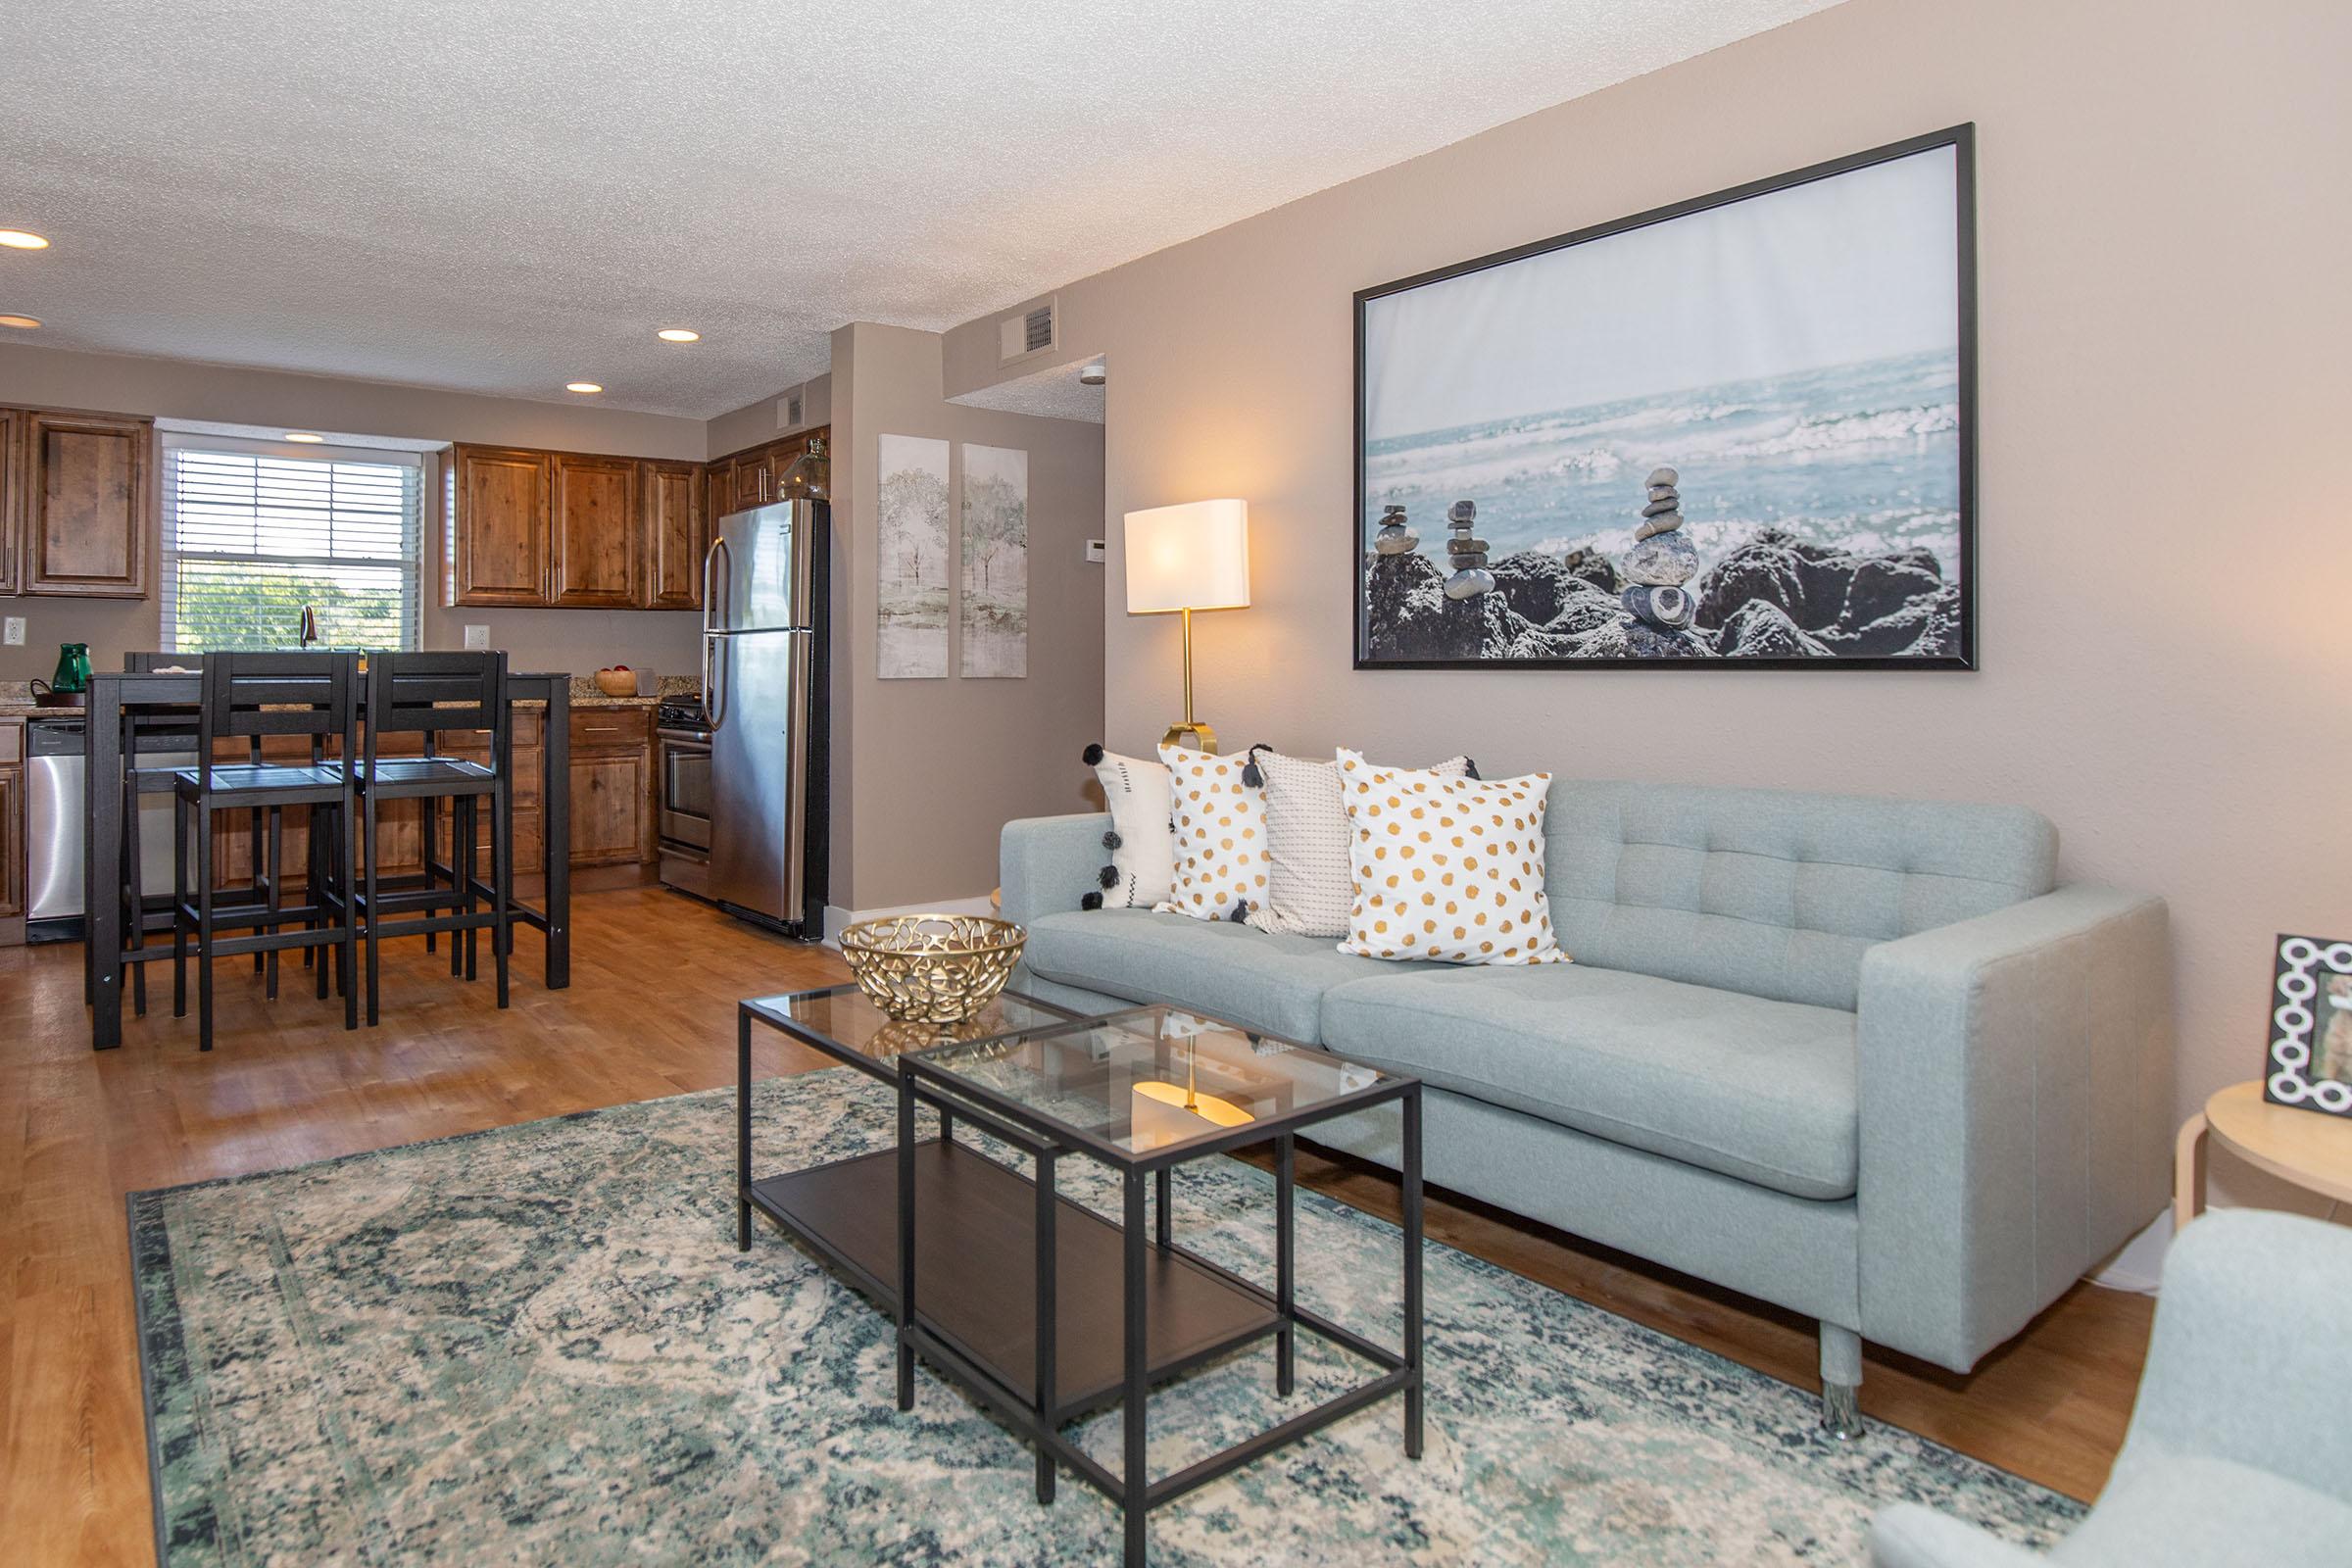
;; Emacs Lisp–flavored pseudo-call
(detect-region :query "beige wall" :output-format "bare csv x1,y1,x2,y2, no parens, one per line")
0,340,710,680
706,373,831,461
829,322,1105,909
942,0,2352,1135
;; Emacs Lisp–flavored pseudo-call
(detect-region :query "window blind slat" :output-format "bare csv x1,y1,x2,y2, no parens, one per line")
161,444,421,654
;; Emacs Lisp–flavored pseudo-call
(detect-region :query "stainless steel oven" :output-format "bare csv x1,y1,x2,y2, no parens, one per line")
660,723,711,851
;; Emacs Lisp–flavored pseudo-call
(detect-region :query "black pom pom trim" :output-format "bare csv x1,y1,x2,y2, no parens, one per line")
1102,829,1121,851
1081,742,1105,766
1081,891,1103,911
1097,864,1120,889
1463,757,1481,780
1240,743,1272,789
1226,906,1250,924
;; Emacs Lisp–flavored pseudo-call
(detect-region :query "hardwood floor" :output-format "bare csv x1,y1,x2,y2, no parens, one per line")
1,885,2152,1564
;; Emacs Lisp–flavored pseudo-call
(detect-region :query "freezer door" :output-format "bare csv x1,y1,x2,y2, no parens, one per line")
710,501,812,632
706,625,813,924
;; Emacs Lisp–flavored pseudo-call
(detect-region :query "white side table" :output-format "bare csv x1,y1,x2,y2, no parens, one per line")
2175,1080,2352,1232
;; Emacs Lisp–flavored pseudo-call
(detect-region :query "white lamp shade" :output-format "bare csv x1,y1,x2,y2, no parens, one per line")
1123,499,1250,613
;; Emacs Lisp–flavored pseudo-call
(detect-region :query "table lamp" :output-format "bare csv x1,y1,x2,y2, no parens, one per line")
1123,499,1250,753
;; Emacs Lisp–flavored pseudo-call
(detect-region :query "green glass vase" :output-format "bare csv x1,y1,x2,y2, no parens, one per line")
51,642,91,694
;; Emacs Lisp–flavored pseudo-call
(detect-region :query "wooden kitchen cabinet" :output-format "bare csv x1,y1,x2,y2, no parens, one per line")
726,453,770,512
0,409,20,597
447,446,551,606
442,428,823,611
0,405,155,599
567,708,654,866
642,460,706,611
0,719,24,942
550,454,642,608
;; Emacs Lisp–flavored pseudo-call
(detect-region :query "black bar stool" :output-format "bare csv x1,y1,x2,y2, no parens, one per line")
350,651,514,1024
172,653,361,1051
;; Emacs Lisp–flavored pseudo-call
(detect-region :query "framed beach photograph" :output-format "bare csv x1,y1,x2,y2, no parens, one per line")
2264,935,2352,1118
1354,125,1977,669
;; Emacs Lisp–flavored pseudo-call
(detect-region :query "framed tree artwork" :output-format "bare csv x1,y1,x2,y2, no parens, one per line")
1355,124,1977,669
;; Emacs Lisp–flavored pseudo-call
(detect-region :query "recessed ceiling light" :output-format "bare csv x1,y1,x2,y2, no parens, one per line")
0,230,49,250
565,381,603,394
0,314,38,329
284,432,325,443
656,327,700,343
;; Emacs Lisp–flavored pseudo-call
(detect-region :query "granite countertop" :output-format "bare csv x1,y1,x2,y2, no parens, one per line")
0,672,701,720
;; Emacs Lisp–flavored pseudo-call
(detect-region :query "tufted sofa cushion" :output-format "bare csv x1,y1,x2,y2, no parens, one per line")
1543,781,2058,1010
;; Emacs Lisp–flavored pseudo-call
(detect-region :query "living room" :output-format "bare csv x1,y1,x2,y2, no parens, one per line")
4,1,2347,1563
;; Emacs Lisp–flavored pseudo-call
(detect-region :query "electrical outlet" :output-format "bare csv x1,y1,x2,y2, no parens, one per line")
463,624,490,650
2,615,24,646
1084,539,1107,564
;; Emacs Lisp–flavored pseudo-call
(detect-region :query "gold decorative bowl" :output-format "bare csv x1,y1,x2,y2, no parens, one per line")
839,913,1027,1024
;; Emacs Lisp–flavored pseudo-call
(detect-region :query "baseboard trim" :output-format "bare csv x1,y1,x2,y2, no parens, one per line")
821,895,998,948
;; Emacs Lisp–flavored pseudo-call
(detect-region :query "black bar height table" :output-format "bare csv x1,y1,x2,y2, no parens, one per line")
79,667,572,1051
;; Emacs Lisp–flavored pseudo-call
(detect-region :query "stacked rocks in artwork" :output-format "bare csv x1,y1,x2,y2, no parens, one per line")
1442,500,1495,600
1372,504,1418,556
1617,466,1699,631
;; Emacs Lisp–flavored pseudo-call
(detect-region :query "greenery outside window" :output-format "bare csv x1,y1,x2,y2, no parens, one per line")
160,436,422,653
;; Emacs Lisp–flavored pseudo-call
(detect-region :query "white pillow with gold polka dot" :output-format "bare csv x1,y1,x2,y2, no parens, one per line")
1335,749,1570,966
1152,743,1267,921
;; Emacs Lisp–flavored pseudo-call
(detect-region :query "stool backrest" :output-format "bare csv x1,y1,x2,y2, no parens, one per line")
364,650,508,764
194,652,357,786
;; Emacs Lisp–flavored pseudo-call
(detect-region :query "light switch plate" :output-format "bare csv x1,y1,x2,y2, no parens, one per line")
1084,539,1107,564
463,624,490,650
3,615,24,646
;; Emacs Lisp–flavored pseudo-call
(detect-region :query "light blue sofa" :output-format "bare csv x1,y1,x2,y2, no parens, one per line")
1871,1209,2352,1565
1000,779,2174,1431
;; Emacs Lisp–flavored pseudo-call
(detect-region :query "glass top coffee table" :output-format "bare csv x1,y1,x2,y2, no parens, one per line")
735,985,1423,1568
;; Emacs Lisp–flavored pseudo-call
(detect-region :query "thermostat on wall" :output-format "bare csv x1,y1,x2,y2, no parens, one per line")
1085,539,1107,564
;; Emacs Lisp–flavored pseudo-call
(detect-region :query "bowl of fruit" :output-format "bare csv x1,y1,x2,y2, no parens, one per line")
593,664,637,697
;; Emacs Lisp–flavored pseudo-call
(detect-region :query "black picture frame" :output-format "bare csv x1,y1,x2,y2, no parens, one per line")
2263,934,2352,1118
1352,123,1979,671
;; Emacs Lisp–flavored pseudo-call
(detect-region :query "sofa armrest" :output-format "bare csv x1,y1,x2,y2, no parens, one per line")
1868,1504,2052,1568
1000,812,1113,929
1856,884,2173,1370
2124,1209,2352,1501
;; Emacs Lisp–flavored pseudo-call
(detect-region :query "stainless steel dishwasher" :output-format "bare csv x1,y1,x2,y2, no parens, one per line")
25,715,197,940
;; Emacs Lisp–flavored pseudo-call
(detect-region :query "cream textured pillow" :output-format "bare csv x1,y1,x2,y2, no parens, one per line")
1153,743,1267,921
1084,745,1174,908
1245,748,1472,939
1336,749,1569,966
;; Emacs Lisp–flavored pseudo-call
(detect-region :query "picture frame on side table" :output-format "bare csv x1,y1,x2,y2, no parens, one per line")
2263,934,2352,1117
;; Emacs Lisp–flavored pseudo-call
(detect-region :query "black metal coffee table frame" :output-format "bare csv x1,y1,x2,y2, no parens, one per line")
734,987,1424,1568
895,1011,1423,1568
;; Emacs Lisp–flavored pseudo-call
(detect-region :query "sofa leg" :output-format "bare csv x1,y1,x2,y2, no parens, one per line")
1819,1321,1865,1440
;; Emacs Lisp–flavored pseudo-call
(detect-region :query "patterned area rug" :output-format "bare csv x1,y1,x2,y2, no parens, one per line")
131,1069,2082,1565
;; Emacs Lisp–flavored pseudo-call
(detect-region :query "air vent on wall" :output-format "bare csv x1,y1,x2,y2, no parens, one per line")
777,386,805,429
1000,300,1055,363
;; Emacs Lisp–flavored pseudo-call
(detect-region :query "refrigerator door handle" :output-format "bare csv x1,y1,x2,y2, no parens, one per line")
702,534,733,730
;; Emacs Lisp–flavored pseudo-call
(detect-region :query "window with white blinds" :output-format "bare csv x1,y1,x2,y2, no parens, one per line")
160,439,422,654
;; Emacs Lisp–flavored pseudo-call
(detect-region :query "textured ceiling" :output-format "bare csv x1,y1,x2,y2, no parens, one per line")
0,0,1837,420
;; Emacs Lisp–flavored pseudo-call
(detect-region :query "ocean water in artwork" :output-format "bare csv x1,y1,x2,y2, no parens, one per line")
1363,346,1959,584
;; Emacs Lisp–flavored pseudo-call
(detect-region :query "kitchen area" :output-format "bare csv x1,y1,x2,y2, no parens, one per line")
0,394,834,999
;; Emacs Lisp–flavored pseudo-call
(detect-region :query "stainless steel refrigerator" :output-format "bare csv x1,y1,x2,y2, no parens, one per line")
702,497,829,935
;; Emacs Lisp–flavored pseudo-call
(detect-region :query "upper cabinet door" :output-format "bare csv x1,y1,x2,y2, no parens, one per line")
449,445,551,606
642,461,705,610
22,411,152,598
0,409,20,596
550,453,642,608
727,453,770,512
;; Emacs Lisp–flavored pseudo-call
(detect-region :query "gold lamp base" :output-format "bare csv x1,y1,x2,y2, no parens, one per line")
1161,605,1221,754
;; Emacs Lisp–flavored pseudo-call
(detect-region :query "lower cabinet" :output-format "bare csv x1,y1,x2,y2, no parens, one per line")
567,709,654,866
0,719,24,942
